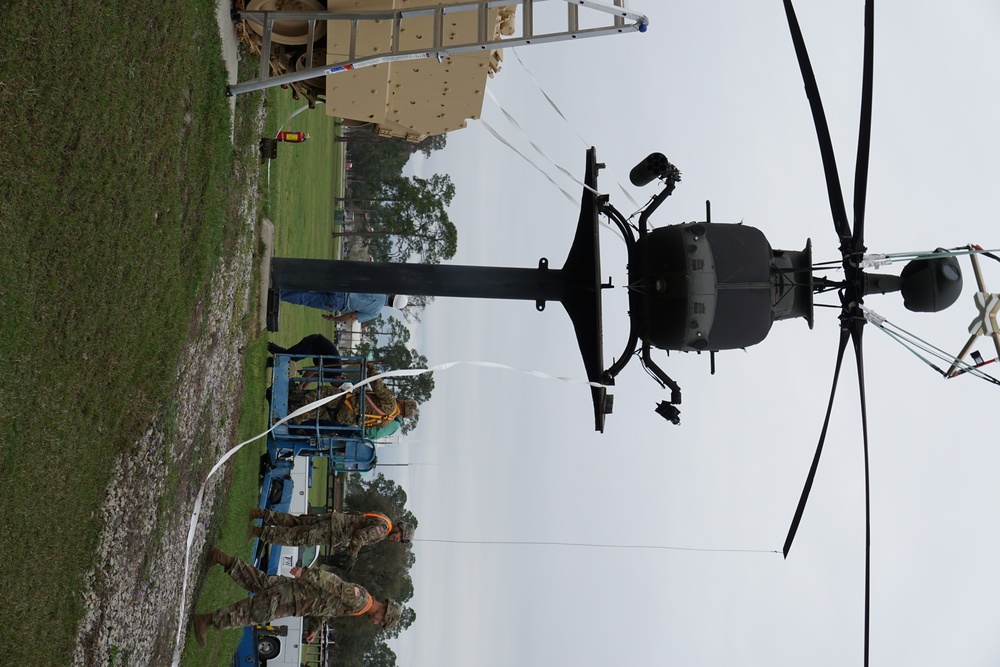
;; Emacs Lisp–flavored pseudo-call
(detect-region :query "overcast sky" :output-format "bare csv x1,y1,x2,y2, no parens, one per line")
371,2,1000,665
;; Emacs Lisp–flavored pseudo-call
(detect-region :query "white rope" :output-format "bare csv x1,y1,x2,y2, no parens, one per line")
485,88,604,199
477,117,580,206
477,117,626,244
860,246,1000,269
507,48,641,209
861,306,1000,385
170,359,609,663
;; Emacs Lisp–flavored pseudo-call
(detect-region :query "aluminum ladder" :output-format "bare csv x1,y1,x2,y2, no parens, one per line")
229,0,649,96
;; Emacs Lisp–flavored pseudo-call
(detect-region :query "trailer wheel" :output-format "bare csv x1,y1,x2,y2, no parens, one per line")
257,635,280,661
258,453,272,481
245,0,328,46
268,478,285,506
294,50,328,95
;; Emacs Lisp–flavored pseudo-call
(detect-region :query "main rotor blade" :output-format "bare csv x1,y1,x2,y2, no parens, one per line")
783,326,851,558
849,322,871,667
852,0,875,253
781,0,852,244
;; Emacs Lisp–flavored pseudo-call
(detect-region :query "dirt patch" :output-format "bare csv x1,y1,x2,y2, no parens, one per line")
70,101,266,666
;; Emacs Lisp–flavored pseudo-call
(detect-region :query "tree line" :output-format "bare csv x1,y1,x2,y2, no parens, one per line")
337,129,458,266
336,129,452,429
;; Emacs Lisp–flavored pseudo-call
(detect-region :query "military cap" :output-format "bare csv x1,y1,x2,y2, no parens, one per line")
397,522,415,544
382,599,403,631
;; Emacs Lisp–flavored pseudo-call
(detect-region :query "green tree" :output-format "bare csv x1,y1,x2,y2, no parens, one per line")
411,132,447,157
359,642,398,667
395,293,433,324
337,129,446,158
367,174,458,265
343,138,411,191
341,130,448,202
362,316,435,433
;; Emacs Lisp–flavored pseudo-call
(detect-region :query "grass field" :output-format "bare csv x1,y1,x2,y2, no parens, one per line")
264,93,347,343
0,1,247,664
0,0,350,660
182,337,271,667
182,92,345,665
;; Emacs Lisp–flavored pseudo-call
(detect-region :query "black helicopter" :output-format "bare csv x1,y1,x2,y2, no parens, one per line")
593,2,1000,666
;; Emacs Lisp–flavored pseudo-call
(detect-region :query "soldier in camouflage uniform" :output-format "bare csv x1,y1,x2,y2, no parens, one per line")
248,509,415,560
191,547,403,646
289,363,418,430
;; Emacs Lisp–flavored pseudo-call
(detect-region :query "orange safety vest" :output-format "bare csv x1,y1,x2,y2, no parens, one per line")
348,589,375,616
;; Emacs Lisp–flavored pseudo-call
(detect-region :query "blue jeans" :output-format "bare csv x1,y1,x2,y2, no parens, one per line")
280,290,347,311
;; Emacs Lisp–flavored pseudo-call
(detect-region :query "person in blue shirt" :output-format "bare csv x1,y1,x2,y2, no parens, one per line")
280,291,409,324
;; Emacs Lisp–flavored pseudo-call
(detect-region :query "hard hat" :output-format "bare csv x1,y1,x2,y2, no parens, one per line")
390,295,409,309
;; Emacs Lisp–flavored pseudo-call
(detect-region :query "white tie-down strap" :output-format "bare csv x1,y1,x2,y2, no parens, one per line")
485,87,603,200
508,48,592,150
171,359,608,663
506,49,641,210
476,115,626,245
477,116,580,206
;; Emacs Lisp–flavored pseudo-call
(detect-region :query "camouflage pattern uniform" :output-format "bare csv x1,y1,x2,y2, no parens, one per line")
333,377,398,427
259,510,392,557
209,558,374,630
290,373,398,428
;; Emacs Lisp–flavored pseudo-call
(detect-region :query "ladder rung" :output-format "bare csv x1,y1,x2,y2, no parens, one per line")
230,0,649,96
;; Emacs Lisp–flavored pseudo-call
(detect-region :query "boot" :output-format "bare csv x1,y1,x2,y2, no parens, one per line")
247,525,264,545
192,613,213,647
248,508,269,520
206,546,235,570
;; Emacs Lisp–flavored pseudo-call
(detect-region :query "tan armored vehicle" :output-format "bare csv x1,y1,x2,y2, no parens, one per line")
234,0,646,140
239,0,516,141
